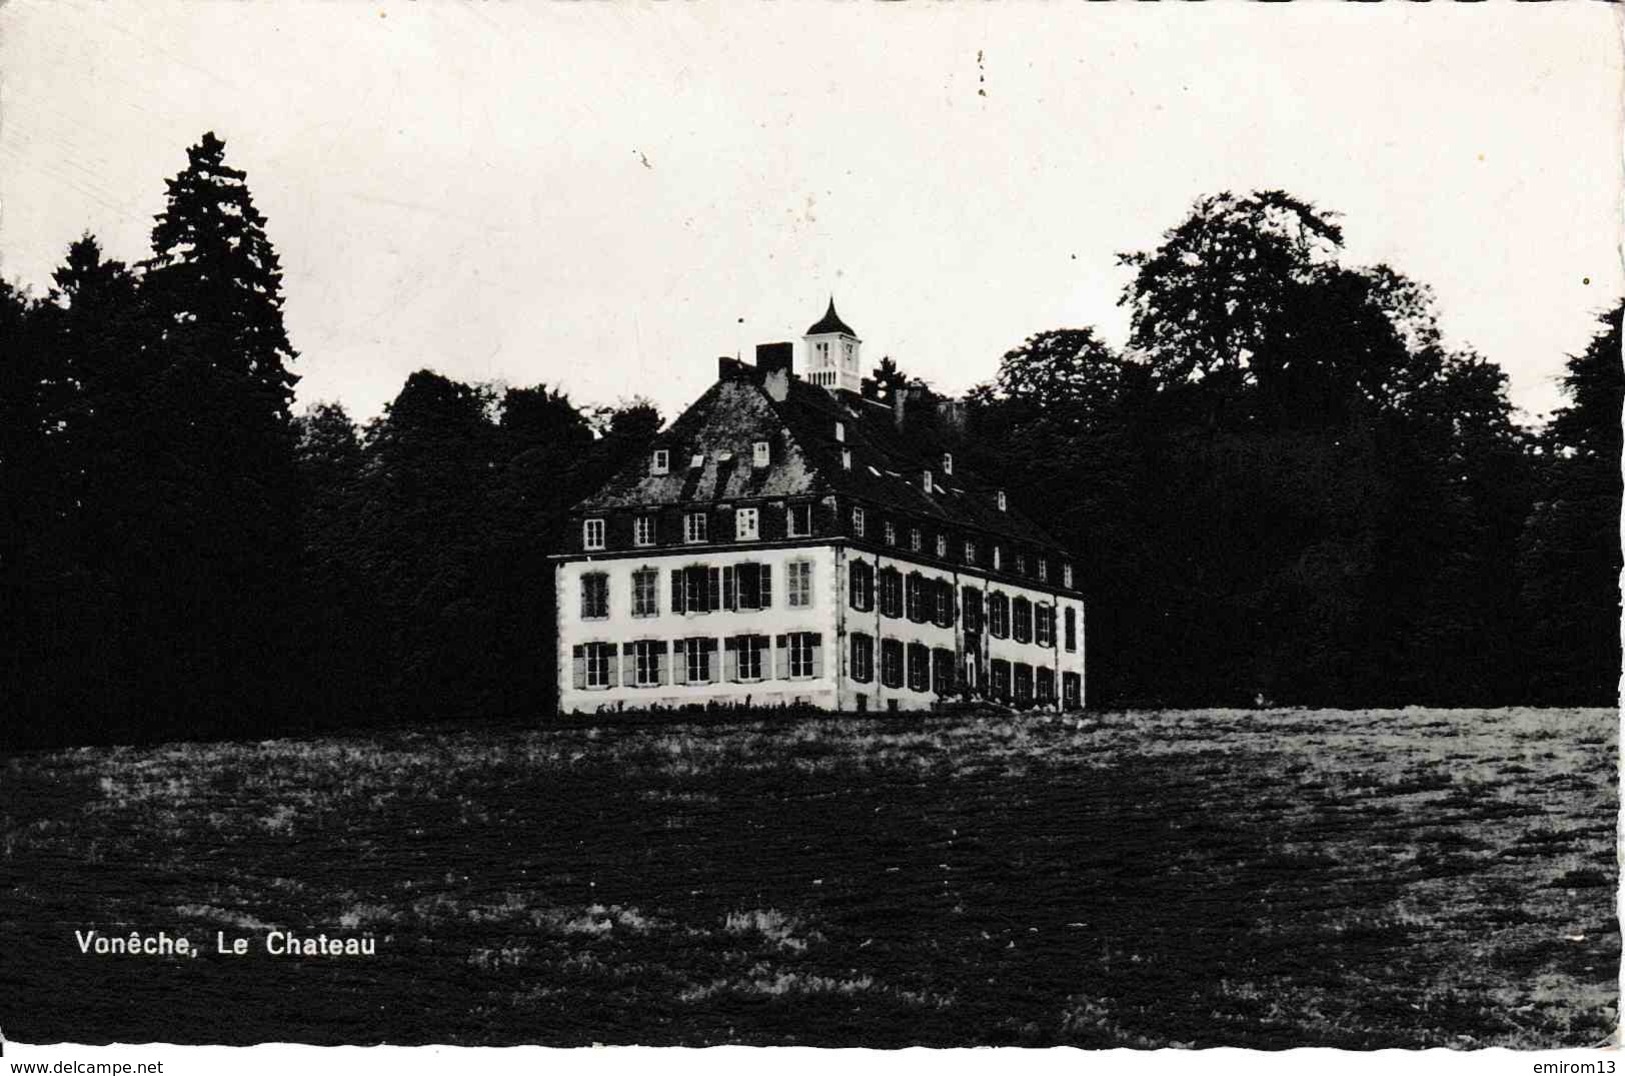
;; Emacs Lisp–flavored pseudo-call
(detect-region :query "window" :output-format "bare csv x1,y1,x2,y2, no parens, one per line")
1037,559,1049,583
835,421,846,442
786,560,813,607
1013,663,1033,706
989,592,1010,639
964,540,977,565
690,453,705,470
922,470,933,493
682,512,709,544
729,634,770,681
990,659,1011,702
672,565,721,614
634,515,656,547
580,573,609,619
753,441,770,468
1018,554,1030,577
786,503,811,537
651,449,670,475
726,562,772,610
880,639,905,688
849,559,874,611
735,507,759,542
941,452,953,476
678,637,716,684
632,640,667,687
878,568,903,619
842,448,852,471
996,490,1007,512
884,521,897,546
850,633,874,683
907,643,930,693
962,648,980,692
576,642,616,689
993,546,1004,571
933,580,955,628
932,648,955,696
1036,667,1056,704
909,527,922,552
784,632,820,678
904,572,929,623
1012,597,1033,644
1063,563,1074,589
935,534,948,559
1062,671,1082,710
583,518,605,551
852,506,866,537
961,587,983,633
1035,603,1054,647
632,568,660,617
1064,606,1077,652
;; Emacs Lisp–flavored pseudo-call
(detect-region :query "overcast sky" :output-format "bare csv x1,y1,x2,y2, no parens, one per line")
3,2,1620,426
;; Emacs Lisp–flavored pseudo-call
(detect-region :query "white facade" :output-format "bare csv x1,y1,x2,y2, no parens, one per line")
555,540,1085,714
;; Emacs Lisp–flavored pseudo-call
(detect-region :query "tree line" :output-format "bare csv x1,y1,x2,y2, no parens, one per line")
1,140,1617,747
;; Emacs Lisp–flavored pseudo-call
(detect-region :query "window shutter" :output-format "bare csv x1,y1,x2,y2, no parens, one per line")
707,568,721,612
572,644,586,689
621,647,634,688
761,564,772,608
811,635,823,678
724,637,739,682
723,566,736,611
775,635,790,679
673,639,689,685
671,570,685,614
607,644,620,687
657,641,671,686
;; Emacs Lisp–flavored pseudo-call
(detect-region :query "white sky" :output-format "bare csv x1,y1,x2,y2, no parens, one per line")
2,1,1621,426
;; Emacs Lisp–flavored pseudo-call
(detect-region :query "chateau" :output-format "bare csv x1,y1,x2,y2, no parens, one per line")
554,302,1086,713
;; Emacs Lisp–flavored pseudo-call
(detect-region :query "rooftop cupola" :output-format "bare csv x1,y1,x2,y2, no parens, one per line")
803,298,862,395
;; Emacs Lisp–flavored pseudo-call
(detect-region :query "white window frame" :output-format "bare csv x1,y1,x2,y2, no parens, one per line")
884,521,897,546
909,527,922,552
684,512,708,544
936,534,947,558
964,540,976,565
786,560,813,608
1063,563,1074,588
993,546,1003,571
737,635,767,681
942,452,953,475
735,507,760,541
686,638,712,684
634,515,656,547
996,490,1007,512
651,449,670,475
584,642,614,689
922,470,933,493
583,518,605,551
852,506,866,537
835,421,846,442
752,441,770,468
841,448,852,471
632,567,659,618
788,632,816,679
1038,559,1049,583
633,641,661,687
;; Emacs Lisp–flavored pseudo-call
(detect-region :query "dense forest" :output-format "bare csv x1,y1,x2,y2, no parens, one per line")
2,137,1619,747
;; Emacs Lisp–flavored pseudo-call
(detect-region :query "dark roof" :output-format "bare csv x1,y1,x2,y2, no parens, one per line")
577,365,1064,554
805,298,856,338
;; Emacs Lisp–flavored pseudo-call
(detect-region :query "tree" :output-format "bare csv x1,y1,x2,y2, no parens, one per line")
1518,302,1623,703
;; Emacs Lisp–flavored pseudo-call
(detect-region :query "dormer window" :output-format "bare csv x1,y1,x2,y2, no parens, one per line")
690,453,705,470
752,441,770,468
993,546,1003,570
835,421,846,442
909,527,922,552
964,540,977,565
583,518,606,551
884,521,897,546
1062,563,1074,589
996,489,1008,512
852,506,866,537
1038,558,1049,583
841,448,852,471
651,449,670,475
735,507,760,541
922,470,933,494
684,512,708,544
942,452,953,475
935,534,947,558
634,515,656,547
787,503,812,538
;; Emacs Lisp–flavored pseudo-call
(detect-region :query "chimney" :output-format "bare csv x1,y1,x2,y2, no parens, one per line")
718,355,745,380
936,397,966,436
756,342,793,378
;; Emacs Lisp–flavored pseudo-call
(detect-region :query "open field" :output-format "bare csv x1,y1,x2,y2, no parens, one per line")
2,707,1617,1048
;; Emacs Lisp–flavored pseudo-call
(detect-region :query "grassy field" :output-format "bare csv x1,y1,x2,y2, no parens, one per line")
2,706,1616,1048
